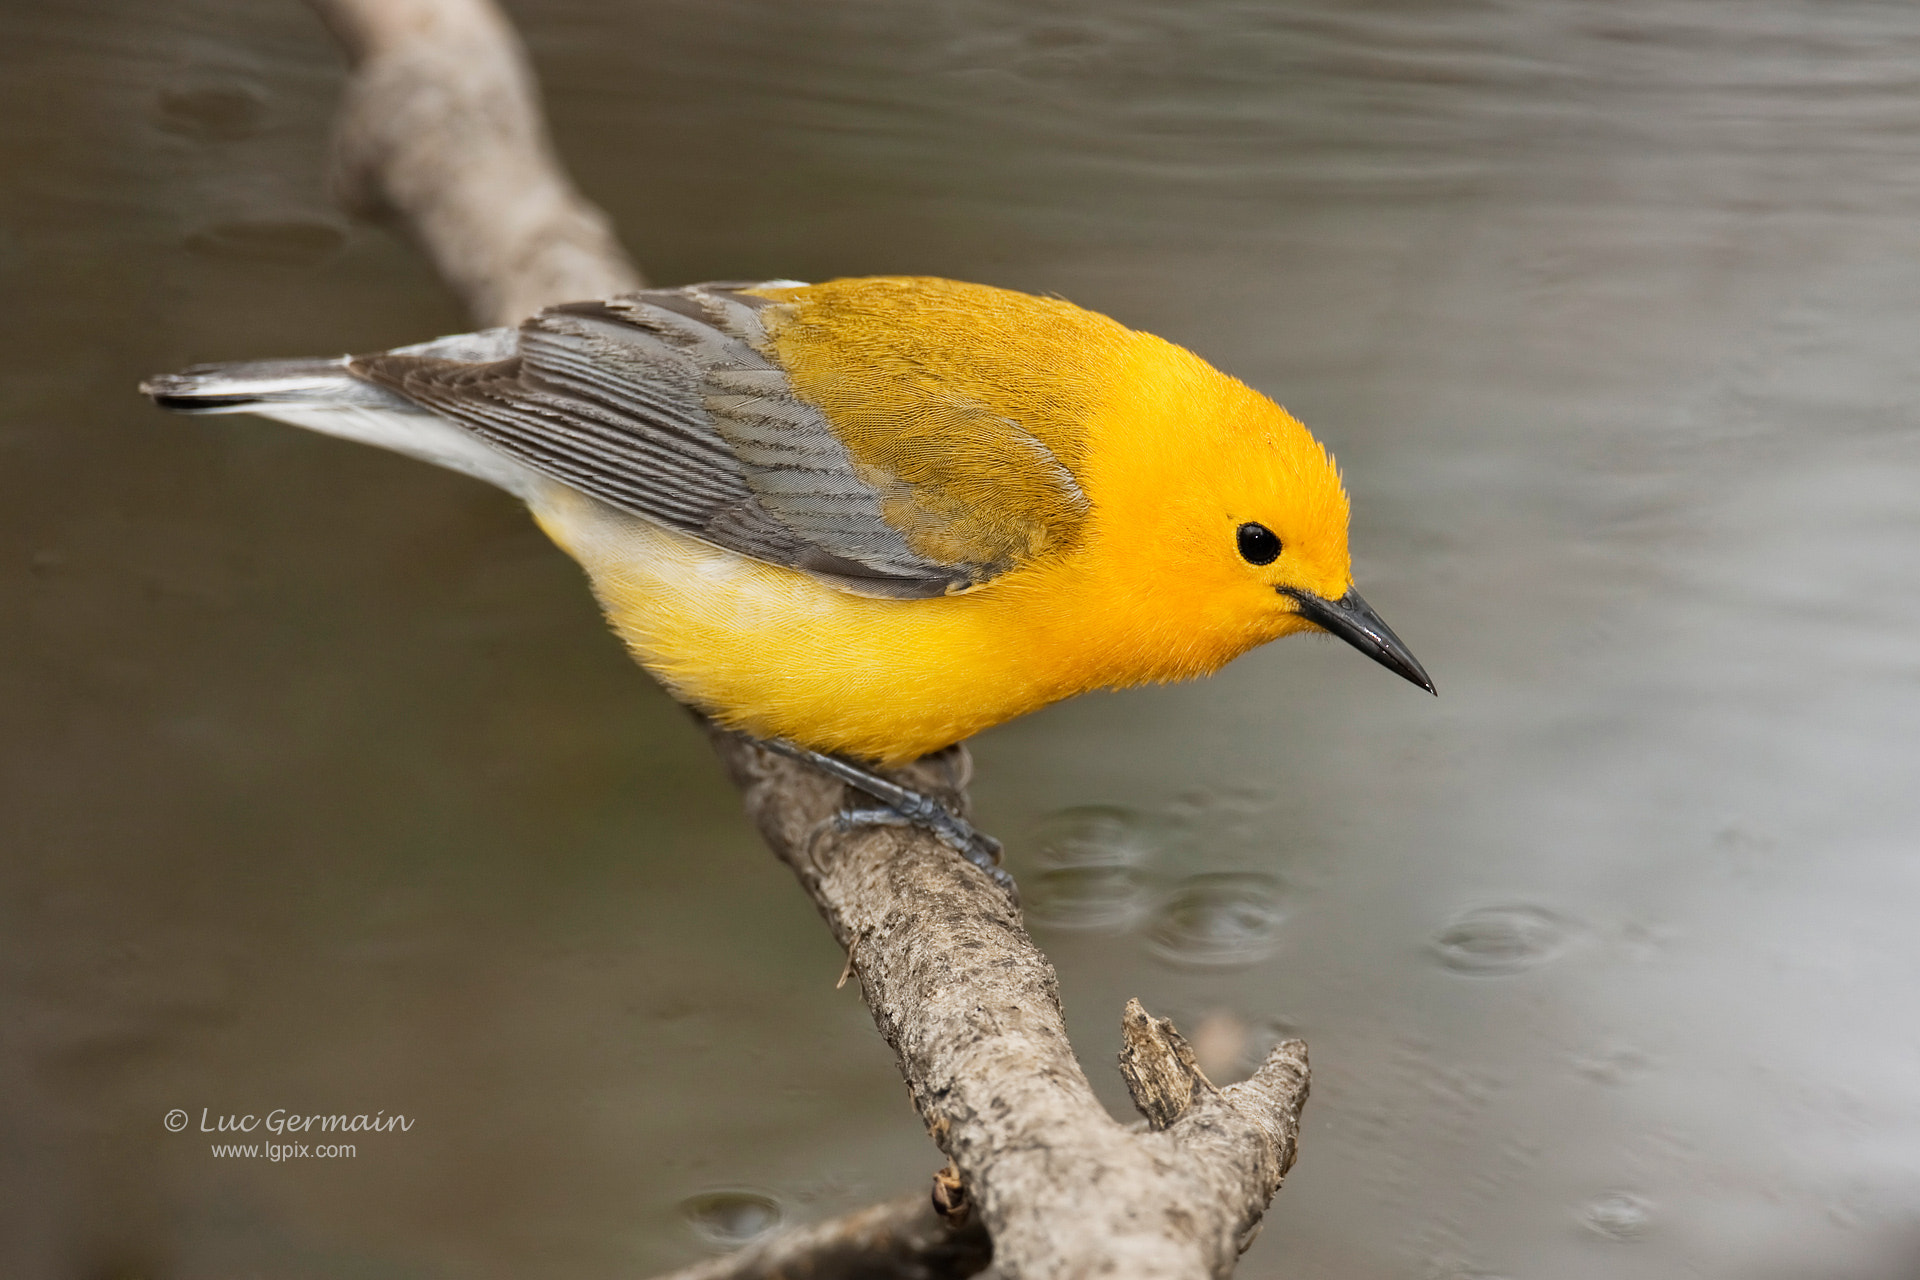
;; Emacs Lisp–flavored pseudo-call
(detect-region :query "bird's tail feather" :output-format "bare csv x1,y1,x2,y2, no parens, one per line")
141,352,537,497
141,357,405,414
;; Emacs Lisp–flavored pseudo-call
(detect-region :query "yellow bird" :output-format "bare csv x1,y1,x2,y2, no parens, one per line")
144,276,1431,876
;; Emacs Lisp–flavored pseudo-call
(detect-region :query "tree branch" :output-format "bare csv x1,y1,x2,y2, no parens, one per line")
301,3,1310,1276
311,0,640,327
711,733,1308,1278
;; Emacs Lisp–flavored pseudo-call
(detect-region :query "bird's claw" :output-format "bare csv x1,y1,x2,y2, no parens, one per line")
835,805,1018,903
764,738,1019,903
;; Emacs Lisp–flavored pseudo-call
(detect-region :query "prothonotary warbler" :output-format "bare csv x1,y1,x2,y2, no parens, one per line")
144,276,1432,879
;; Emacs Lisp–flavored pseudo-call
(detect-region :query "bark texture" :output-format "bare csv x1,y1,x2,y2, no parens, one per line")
302,3,1312,1276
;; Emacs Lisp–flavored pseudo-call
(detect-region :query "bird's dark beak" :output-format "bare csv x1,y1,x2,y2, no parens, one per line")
1283,586,1436,694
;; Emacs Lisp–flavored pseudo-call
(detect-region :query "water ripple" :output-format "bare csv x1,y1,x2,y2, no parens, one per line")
1430,905,1572,975
1024,806,1159,930
681,1190,781,1245
1147,872,1287,969
1581,1191,1653,1241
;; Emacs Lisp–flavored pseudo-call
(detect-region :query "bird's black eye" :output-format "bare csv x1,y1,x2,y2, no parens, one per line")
1236,522,1282,565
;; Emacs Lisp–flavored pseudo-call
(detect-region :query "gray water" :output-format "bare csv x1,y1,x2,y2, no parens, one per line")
5,1,1920,1277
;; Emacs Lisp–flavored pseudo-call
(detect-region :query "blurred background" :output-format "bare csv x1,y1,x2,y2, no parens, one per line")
5,0,1920,1276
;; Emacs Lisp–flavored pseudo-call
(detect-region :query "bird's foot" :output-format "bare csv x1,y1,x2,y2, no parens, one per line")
833,807,1016,898
764,740,1018,902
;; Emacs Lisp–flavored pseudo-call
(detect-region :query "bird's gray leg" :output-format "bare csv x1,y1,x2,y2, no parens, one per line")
761,739,1016,899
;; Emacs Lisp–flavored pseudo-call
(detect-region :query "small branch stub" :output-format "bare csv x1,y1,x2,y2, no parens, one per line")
1119,997,1218,1131
931,1161,970,1226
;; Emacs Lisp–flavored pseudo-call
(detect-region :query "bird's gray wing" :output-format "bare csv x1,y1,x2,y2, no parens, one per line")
350,284,983,599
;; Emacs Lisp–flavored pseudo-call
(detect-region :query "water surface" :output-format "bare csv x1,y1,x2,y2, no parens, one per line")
4,2,1920,1277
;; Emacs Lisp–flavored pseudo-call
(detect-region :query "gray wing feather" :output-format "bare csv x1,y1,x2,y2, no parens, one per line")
352,285,962,597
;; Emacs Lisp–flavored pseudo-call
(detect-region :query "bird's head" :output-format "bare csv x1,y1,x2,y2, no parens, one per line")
1079,334,1433,693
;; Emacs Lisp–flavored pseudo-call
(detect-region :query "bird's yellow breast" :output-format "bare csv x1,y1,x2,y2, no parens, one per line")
530,483,1078,762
